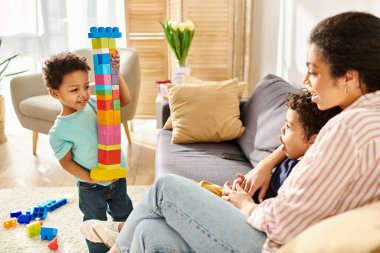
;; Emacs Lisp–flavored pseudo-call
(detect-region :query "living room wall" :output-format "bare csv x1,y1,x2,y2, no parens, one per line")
251,0,380,88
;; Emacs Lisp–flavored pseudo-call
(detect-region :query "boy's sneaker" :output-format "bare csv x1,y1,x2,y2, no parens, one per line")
80,220,121,246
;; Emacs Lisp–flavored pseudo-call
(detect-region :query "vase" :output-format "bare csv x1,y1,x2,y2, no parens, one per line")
0,95,7,143
172,66,190,85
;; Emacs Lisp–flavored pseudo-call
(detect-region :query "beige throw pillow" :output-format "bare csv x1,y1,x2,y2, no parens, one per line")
277,201,380,253
163,77,246,130
166,81,245,144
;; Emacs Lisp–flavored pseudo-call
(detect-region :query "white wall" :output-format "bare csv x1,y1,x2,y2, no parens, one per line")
251,0,380,88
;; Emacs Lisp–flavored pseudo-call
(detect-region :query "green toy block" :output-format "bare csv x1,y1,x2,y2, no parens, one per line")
96,89,112,95
26,221,41,238
113,100,120,110
108,38,116,49
99,38,109,48
91,38,100,49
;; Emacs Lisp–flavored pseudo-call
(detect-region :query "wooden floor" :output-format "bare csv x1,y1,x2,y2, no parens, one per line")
0,101,158,188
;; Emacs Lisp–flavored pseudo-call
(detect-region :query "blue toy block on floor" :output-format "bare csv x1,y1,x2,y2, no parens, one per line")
40,227,58,241
17,212,32,224
47,198,67,212
10,209,22,218
37,200,56,209
31,206,48,220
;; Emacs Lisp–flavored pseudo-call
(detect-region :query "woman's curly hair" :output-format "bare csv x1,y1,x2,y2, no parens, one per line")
286,90,342,140
42,52,91,89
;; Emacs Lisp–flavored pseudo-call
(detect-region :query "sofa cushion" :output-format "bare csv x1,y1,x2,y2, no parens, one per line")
167,81,245,144
156,130,253,185
237,74,297,167
277,201,380,253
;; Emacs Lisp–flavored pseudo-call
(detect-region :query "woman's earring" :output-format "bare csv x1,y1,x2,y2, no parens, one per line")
345,85,350,93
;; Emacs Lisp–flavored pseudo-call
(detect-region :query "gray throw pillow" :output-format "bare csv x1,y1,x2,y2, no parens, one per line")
237,74,297,167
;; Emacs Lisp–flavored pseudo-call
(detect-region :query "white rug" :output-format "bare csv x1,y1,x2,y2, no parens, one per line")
0,186,150,253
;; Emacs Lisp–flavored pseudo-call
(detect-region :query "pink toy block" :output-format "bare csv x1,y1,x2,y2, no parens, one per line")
98,125,121,145
95,74,111,84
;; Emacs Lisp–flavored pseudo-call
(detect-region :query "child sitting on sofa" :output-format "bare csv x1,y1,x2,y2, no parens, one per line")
80,90,341,248
198,90,341,202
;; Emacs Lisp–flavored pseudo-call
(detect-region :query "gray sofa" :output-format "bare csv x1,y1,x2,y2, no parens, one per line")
155,74,297,185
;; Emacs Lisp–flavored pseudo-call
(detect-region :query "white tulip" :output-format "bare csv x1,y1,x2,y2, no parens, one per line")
170,21,179,30
179,22,186,32
185,20,195,31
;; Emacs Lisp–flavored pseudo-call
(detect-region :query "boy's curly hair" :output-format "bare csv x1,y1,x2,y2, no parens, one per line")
286,90,341,140
42,52,91,89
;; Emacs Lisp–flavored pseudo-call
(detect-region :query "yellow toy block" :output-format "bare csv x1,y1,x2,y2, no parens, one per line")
108,38,116,49
26,221,41,237
3,218,17,229
98,144,121,151
90,167,127,181
98,163,121,169
91,38,100,49
99,38,109,48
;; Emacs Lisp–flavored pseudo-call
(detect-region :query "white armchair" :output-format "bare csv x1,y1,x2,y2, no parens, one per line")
10,48,140,154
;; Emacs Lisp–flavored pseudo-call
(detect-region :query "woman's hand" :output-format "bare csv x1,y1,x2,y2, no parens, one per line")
222,184,257,217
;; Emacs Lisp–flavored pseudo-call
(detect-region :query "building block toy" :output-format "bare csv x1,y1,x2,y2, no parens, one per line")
89,26,127,181
10,209,22,218
31,206,48,220
17,212,32,224
37,200,56,209
26,221,41,237
47,198,67,212
34,218,43,226
88,27,122,38
48,237,59,250
3,218,17,229
40,227,58,240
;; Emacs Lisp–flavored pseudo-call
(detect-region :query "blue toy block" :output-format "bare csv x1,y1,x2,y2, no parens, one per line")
17,212,31,224
88,27,122,38
96,85,112,91
94,65,111,75
40,227,58,241
31,206,48,220
37,200,56,209
97,54,110,64
93,55,99,65
10,209,22,218
47,198,67,212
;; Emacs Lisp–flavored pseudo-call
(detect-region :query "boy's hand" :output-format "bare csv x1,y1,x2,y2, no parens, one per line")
222,184,257,216
111,50,120,70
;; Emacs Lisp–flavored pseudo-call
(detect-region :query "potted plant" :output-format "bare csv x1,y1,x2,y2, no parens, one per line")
0,37,26,143
160,20,195,84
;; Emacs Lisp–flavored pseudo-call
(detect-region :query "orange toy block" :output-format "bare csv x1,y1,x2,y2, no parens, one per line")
96,94,112,100
114,110,121,124
109,49,117,55
98,110,115,125
3,218,17,229
48,237,59,250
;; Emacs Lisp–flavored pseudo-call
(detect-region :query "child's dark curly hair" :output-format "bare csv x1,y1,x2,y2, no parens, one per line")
286,90,342,140
42,52,91,89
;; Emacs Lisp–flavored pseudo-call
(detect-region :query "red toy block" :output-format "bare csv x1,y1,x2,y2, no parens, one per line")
112,90,120,99
97,99,113,110
48,237,59,250
98,149,121,165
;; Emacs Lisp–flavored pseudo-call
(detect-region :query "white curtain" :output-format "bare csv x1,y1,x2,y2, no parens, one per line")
0,0,126,74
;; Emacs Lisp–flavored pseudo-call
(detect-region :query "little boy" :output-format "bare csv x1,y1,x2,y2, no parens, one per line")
218,90,341,201
42,52,133,253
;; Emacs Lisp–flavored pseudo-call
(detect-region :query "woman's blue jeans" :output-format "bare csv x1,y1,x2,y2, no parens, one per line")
115,174,266,253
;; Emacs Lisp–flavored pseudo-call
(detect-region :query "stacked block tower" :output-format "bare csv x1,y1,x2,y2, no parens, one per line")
88,27,126,181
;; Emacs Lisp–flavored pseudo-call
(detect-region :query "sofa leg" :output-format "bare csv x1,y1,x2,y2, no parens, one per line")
123,122,132,143
33,131,38,155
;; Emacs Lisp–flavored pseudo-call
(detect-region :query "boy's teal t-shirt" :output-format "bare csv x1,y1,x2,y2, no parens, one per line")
49,96,128,186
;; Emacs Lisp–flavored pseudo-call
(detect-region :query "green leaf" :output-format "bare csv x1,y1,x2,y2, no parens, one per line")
0,54,19,68
3,70,27,77
171,30,181,61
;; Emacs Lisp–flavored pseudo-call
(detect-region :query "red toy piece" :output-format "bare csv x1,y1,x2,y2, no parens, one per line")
48,237,58,250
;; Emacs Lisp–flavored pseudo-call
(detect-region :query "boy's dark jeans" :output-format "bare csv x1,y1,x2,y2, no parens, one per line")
77,178,133,253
